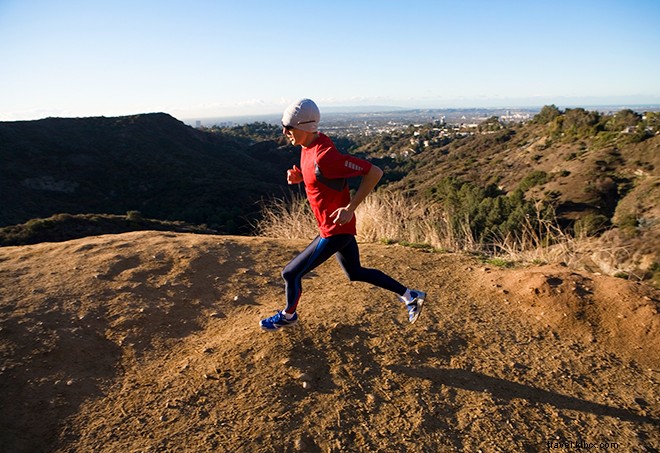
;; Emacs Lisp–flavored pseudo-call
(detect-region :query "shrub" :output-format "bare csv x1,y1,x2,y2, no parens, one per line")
486,257,515,268
126,210,144,222
575,213,610,237
550,108,603,139
518,171,549,191
606,109,642,132
533,105,561,125
650,262,660,289
426,177,553,246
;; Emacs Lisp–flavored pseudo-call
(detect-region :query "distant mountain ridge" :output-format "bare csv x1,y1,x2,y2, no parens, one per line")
0,113,297,232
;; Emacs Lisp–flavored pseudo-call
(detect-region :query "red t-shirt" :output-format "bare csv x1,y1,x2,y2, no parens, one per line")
300,133,372,237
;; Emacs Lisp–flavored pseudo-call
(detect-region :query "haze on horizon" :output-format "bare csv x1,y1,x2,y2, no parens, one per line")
1,0,659,122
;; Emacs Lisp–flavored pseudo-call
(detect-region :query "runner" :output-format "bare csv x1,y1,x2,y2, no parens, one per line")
260,98,426,331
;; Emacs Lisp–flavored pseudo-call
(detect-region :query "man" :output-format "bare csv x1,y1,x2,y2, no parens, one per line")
260,98,426,331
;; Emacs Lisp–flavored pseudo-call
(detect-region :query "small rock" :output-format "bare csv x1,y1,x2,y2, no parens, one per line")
297,372,312,381
294,437,307,451
302,381,311,390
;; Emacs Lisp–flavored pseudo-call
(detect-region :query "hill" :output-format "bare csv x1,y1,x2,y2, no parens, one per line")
352,108,659,285
0,113,296,233
0,231,658,451
378,114,659,227
1,108,658,284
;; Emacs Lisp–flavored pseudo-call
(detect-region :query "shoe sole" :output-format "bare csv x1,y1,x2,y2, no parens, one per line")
260,320,298,331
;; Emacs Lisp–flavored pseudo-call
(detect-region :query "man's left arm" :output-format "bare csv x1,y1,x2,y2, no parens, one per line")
330,164,383,225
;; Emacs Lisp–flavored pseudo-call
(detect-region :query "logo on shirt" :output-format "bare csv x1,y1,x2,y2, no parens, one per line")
344,161,363,172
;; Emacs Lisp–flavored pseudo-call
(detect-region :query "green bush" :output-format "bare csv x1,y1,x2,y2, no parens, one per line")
126,210,144,221
426,177,549,244
575,213,610,236
649,262,660,289
533,105,561,125
518,171,549,191
606,109,642,132
550,108,604,140
0,213,216,246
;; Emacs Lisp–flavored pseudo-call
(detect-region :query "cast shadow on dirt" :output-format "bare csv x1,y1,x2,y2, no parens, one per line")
386,365,659,426
284,322,382,396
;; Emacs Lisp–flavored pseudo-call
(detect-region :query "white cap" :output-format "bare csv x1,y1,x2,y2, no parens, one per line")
281,99,320,133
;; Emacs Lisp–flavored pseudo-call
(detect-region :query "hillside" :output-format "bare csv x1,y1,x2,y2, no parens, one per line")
2,109,658,284
382,122,659,226
0,114,296,233
353,110,659,285
0,231,658,452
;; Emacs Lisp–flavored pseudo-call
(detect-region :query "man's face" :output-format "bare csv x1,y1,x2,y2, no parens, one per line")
283,125,307,146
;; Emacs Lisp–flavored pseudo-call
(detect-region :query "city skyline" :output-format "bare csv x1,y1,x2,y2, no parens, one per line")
1,0,659,122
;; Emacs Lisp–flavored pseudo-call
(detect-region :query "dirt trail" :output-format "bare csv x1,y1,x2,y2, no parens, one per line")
0,231,658,452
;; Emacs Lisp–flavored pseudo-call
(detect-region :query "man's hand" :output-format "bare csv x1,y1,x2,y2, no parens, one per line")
287,165,303,184
330,165,383,226
330,206,354,225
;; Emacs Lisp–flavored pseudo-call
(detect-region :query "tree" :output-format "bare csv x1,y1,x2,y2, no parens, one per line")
533,105,561,125
478,116,503,132
643,111,660,132
558,108,602,138
607,109,642,132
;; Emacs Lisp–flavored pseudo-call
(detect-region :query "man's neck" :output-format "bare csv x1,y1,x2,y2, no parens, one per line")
301,132,319,148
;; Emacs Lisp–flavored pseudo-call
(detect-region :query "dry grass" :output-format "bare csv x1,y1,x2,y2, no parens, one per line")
255,191,653,282
255,195,317,240
257,191,481,252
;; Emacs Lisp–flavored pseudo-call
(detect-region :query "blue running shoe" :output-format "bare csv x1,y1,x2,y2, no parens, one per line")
405,291,426,324
260,311,298,331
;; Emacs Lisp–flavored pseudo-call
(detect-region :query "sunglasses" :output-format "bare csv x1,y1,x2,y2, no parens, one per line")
282,119,317,131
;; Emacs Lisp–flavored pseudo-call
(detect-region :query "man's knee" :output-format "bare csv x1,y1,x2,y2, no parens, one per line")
282,267,293,282
343,268,364,282
282,264,301,283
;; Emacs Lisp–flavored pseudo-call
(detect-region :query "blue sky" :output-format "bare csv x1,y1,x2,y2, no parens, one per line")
1,0,659,121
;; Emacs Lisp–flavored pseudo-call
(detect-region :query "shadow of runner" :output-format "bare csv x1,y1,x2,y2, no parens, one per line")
386,365,659,426
281,323,337,394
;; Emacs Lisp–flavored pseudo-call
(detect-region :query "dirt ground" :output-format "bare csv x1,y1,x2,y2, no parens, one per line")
0,231,658,452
